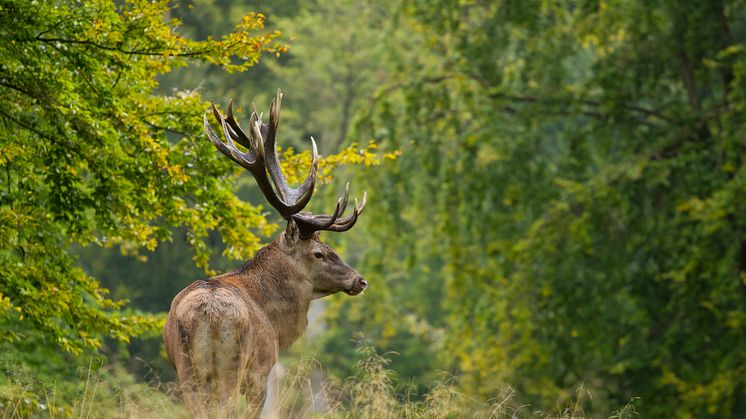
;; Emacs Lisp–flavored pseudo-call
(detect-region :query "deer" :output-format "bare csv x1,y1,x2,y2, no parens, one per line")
164,90,368,418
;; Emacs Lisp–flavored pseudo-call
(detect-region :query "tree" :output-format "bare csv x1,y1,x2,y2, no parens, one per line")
0,0,283,354
328,0,746,416
263,0,392,153
0,0,383,356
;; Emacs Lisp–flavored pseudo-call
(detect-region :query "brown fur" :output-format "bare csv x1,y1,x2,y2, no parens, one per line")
164,230,366,418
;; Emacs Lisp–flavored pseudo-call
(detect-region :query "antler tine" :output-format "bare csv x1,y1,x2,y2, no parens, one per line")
292,185,366,239
262,91,287,201
325,192,366,232
355,192,367,215
217,107,262,171
206,103,256,169
260,91,318,217
204,94,320,221
318,182,351,223
249,112,266,162
336,182,351,217
224,100,253,150
292,182,350,237
291,137,319,208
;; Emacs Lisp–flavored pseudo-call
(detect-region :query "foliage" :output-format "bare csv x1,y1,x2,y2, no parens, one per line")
0,0,274,354
325,0,746,417
263,0,393,153
4,0,746,417
0,0,385,356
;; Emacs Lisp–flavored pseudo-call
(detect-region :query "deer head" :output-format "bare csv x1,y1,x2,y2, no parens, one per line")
282,221,368,299
203,90,368,298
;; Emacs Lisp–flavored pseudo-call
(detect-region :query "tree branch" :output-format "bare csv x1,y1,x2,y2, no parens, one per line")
0,80,40,99
465,71,671,125
0,109,49,138
33,37,209,58
144,121,190,137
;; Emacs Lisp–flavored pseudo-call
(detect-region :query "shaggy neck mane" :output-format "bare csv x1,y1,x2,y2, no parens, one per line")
235,244,275,274
225,237,311,348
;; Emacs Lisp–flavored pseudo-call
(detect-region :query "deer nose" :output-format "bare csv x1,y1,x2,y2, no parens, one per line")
357,277,368,289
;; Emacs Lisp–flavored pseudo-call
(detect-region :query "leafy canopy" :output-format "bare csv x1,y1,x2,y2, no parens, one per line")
0,0,385,354
318,0,746,417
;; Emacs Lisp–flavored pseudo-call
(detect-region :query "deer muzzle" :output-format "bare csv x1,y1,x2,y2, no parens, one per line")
345,276,368,296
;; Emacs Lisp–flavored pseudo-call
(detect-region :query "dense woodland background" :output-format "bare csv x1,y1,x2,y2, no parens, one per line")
1,0,746,417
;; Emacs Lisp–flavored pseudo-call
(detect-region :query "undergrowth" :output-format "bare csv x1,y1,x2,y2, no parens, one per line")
0,345,638,418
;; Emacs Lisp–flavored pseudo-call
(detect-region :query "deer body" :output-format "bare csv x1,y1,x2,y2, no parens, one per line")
164,242,295,416
164,91,368,418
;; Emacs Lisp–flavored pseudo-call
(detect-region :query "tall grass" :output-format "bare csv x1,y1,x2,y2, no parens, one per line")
271,345,639,419
0,347,638,418
0,357,186,419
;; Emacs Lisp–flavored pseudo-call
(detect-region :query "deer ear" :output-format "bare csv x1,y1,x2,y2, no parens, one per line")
285,219,300,247
312,231,321,240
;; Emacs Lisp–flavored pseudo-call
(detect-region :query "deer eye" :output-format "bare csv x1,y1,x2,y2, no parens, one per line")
314,252,324,259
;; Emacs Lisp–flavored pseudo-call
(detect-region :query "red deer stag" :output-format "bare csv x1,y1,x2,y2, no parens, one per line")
164,90,367,418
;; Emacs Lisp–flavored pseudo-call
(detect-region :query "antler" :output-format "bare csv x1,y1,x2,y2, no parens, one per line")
292,182,367,239
204,89,366,240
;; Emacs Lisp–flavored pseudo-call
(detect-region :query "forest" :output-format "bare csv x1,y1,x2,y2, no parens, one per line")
1,0,745,417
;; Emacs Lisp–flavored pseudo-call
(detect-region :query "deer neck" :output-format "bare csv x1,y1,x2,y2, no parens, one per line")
235,242,313,349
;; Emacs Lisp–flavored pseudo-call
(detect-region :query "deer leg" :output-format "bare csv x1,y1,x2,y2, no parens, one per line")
239,365,272,419
263,363,286,419
175,353,209,419
211,353,243,418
